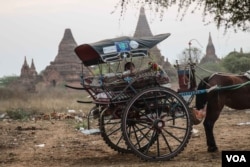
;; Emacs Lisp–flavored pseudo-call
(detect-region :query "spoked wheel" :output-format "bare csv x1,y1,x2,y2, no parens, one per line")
99,107,132,153
121,87,193,161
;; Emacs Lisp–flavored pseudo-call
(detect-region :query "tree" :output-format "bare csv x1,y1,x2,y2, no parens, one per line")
118,0,250,32
222,52,250,73
0,75,18,88
177,47,203,64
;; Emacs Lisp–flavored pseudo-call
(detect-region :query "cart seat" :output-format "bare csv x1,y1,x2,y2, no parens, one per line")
84,66,169,88
82,63,170,103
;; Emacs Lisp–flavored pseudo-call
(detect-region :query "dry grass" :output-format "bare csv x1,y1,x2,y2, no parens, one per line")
0,86,93,118
0,82,180,117
0,82,180,120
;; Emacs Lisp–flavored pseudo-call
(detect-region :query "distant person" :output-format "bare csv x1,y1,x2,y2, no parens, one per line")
124,62,136,73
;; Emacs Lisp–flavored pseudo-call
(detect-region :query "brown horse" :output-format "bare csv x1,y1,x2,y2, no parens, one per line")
195,73,250,152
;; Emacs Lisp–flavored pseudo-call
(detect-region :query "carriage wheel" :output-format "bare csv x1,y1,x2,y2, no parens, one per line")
121,87,193,161
99,107,132,153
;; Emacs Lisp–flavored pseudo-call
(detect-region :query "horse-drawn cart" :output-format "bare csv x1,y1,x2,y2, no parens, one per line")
66,33,207,161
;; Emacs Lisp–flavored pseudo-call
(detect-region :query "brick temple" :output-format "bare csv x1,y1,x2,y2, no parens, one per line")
42,29,89,86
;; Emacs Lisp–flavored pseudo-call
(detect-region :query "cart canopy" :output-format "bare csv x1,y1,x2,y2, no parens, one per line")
75,33,171,66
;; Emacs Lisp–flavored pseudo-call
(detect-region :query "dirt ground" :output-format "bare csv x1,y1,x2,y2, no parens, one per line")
0,108,249,167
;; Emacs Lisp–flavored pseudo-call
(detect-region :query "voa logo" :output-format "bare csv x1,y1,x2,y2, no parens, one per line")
226,155,247,163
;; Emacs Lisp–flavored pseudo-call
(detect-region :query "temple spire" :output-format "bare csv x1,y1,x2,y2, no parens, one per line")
240,47,243,53
206,32,215,56
30,58,35,69
20,56,30,78
200,32,220,64
54,28,79,64
23,56,28,67
208,32,213,44
30,58,37,76
134,7,153,37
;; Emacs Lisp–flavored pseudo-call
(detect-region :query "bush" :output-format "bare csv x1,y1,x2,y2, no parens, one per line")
6,108,39,120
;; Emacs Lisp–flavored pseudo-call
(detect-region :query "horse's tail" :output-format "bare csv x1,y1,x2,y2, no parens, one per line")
195,76,209,110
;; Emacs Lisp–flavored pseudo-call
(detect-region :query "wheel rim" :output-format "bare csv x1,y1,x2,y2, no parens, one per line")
99,108,132,153
122,87,192,161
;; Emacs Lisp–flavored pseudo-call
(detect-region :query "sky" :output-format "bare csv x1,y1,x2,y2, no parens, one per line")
0,0,250,77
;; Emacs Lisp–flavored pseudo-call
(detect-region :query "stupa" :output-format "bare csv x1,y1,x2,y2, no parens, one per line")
11,57,38,92
42,29,89,86
134,7,173,74
200,33,220,64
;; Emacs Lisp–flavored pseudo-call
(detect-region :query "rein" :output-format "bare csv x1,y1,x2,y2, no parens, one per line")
214,80,250,91
180,80,250,97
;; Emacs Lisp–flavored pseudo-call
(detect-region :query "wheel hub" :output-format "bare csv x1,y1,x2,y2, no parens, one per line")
153,119,165,129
